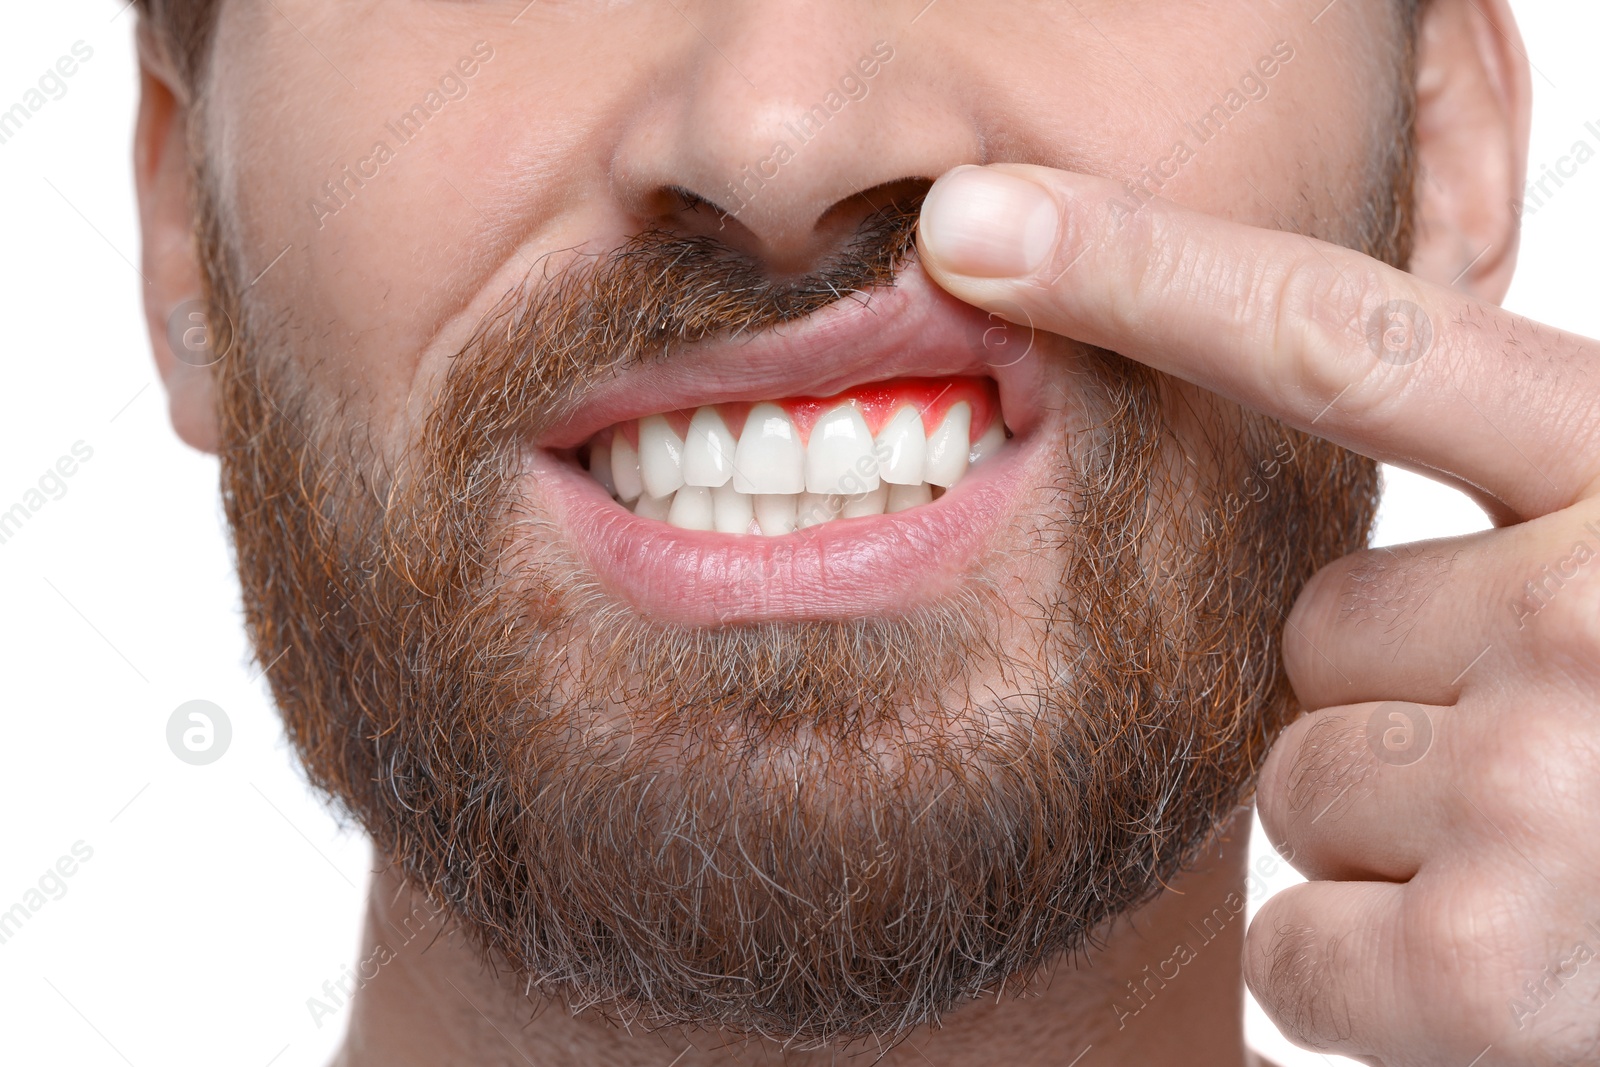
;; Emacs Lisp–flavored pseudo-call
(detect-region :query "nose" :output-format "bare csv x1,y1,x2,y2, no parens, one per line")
609,4,981,273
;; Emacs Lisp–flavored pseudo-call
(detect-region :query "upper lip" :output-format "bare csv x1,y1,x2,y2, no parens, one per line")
533,261,1048,451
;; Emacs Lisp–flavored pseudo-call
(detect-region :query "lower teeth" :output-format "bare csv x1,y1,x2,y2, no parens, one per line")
589,459,978,535
608,482,951,536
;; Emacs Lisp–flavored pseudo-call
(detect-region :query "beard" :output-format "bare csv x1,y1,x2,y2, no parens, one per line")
197,145,1407,1044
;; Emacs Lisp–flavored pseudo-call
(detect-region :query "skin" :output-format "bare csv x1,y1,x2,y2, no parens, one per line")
920,10,1600,1067
130,0,1584,1064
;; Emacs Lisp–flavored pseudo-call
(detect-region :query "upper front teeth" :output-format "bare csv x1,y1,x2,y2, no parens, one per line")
805,404,879,495
682,406,737,487
638,414,686,498
611,433,644,503
586,392,1008,534
969,420,1005,466
875,406,927,485
731,403,804,495
923,401,971,487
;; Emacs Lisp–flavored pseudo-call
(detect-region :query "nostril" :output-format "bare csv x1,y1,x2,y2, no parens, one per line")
654,185,766,252
813,177,929,234
638,180,933,281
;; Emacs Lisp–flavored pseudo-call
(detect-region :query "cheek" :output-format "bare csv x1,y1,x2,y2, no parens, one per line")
963,0,1401,237
204,3,677,445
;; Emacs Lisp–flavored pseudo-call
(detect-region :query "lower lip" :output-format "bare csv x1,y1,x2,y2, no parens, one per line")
522,434,1049,625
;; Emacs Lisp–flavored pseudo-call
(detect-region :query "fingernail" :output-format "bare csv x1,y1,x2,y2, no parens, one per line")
920,166,1059,278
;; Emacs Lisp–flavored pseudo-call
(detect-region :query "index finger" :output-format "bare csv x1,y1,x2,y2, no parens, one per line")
916,163,1600,521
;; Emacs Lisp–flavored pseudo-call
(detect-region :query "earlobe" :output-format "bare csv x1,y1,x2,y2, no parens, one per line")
1406,0,1531,304
135,27,221,454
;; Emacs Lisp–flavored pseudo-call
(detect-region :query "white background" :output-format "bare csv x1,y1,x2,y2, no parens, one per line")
0,4,1592,1065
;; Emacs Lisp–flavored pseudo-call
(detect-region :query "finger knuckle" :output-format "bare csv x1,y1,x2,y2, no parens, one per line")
1468,711,1600,836
1401,882,1531,1043
1114,205,1189,330
1518,554,1600,668
1268,256,1410,425
1409,879,1521,978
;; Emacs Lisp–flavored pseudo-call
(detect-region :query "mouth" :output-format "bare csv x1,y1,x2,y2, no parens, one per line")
580,375,1007,532
525,264,1058,625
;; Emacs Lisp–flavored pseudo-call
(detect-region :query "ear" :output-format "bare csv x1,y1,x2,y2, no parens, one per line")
1407,0,1532,304
135,24,219,454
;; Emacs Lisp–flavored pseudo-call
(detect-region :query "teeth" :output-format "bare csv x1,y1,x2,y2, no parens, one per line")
588,439,616,497
805,404,879,495
754,493,798,536
840,485,889,518
713,482,755,534
970,419,1005,466
732,403,805,494
634,491,674,521
886,482,932,513
595,390,1008,532
682,407,737,488
638,414,686,498
796,492,844,529
923,402,971,488
874,406,927,485
666,484,715,530
611,434,643,504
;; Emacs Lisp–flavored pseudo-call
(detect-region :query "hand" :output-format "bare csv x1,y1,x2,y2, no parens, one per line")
917,163,1600,1066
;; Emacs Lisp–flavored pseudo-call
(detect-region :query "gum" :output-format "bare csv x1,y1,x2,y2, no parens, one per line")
604,376,1001,449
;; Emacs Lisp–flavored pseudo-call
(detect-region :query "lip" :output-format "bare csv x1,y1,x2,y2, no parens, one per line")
529,437,1050,624
535,262,1048,450
522,262,1057,625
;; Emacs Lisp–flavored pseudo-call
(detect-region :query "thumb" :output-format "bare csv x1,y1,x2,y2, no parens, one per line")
915,162,1133,346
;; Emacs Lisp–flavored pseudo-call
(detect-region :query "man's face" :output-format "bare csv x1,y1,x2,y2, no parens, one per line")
186,0,1403,1046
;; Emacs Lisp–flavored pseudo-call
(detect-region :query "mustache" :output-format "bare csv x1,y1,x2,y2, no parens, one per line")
436,192,924,445
201,149,1388,1045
